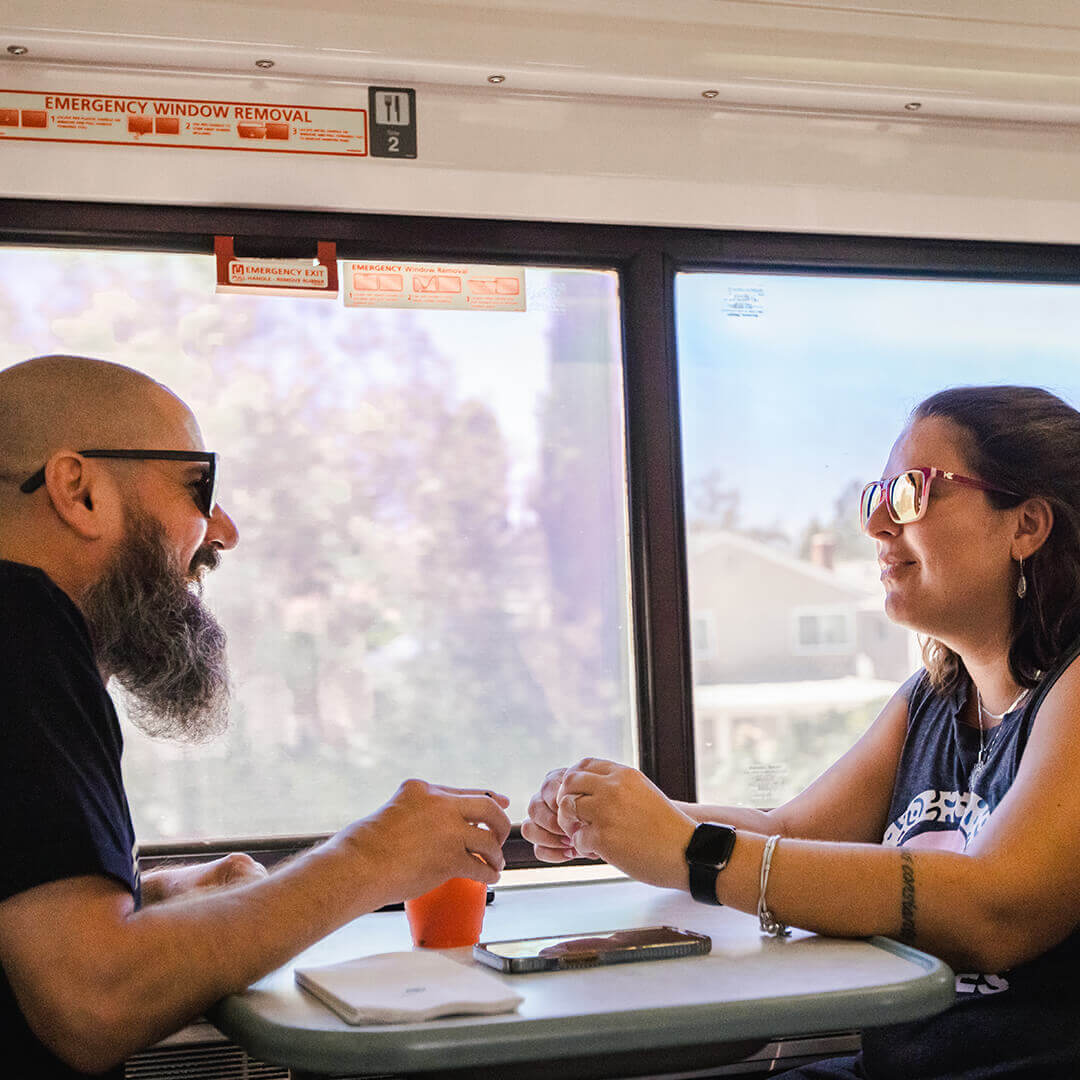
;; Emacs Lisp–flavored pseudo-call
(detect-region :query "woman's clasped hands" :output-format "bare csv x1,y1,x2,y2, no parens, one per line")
521,758,696,890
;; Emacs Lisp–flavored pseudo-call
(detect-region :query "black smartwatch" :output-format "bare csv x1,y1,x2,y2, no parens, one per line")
685,822,736,905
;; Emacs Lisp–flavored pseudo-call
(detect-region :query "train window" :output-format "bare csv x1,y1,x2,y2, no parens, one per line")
1,246,635,841
677,270,1080,808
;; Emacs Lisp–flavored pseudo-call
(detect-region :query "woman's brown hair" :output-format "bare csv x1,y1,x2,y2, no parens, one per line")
913,386,1080,691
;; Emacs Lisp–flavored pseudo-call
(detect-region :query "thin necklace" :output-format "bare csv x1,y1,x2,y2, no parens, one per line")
971,686,1027,792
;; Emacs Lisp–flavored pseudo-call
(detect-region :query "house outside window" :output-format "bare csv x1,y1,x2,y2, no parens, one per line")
691,611,719,662
792,607,856,656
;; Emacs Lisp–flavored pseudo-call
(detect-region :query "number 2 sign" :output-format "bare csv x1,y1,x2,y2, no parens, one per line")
368,87,417,159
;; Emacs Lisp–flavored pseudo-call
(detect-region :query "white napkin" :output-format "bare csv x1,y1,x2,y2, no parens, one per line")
294,950,524,1024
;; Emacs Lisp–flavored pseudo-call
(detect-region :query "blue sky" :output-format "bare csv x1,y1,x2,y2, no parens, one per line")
676,272,1080,541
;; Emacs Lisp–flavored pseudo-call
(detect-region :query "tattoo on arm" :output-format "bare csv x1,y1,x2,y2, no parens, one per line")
899,850,916,943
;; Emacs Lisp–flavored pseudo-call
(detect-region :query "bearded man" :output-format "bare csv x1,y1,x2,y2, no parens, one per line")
0,355,510,1079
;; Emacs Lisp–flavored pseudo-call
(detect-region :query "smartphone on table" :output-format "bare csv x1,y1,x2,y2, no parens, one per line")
473,925,711,973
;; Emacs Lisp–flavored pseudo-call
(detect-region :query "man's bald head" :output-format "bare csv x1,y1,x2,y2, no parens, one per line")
0,355,199,513
0,354,185,464
0,355,231,740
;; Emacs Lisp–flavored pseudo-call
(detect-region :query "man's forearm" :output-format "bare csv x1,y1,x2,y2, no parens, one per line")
126,838,374,1002
0,779,511,1074
139,867,177,906
140,864,202,905
141,853,268,905
7,838,382,1073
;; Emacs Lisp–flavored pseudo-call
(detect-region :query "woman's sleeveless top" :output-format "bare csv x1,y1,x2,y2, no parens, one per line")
862,640,1080,1079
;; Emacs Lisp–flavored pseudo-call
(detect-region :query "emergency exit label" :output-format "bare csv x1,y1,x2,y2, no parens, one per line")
0,88,368,156
344,261,526,311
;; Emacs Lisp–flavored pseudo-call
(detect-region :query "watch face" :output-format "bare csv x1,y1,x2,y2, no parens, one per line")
685,823,736,869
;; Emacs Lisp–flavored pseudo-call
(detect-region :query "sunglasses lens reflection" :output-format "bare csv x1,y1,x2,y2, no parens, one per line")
860,483,882,528
861,469,925,528
887,470,924,523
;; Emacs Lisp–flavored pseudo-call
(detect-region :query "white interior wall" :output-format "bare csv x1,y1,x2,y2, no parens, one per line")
3,0,1080,242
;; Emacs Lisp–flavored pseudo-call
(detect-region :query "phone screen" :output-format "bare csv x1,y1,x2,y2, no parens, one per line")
474,925,711,973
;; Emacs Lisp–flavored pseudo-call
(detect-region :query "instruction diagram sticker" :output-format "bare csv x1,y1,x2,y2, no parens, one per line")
344,261,526,311
0,88,367,156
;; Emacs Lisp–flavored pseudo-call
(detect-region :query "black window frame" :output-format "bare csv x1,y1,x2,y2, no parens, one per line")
3,198,1080,869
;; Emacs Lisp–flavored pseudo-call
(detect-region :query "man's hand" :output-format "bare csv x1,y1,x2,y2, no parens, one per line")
521,767,593,862
141,854,268,905
334,779,512,906
553,759,697,890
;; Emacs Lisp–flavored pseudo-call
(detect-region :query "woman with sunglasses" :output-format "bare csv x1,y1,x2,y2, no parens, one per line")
523,384,1080,1078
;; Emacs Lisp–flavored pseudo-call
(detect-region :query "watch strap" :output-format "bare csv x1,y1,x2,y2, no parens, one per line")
689,861,724,905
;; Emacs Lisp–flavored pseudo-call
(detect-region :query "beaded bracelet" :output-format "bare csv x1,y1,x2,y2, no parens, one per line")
757,833,790,938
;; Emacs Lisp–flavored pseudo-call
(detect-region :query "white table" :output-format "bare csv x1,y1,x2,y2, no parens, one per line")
210,877,954,1078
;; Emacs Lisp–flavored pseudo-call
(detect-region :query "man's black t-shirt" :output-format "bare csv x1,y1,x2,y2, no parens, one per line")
0,560,139,1079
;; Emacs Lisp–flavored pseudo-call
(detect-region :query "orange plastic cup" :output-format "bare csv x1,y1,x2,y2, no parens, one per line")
405,877,488,948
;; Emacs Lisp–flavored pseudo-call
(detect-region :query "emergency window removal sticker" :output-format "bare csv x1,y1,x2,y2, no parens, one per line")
0,88,368,156
344,261,526,312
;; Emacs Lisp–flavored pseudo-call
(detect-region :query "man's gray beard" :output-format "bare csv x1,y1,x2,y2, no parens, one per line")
81,507,230,743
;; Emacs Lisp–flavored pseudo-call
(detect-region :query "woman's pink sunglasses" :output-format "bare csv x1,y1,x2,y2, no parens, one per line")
860,466,1020,531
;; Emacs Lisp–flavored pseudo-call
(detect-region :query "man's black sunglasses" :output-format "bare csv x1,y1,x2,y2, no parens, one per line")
20,449,218,517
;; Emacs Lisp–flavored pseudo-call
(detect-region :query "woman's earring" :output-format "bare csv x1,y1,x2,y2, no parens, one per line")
1017,555,1028,599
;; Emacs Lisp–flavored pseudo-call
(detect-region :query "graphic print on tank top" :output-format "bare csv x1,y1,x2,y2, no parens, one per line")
883,785,1008,995
880,668,1043,999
